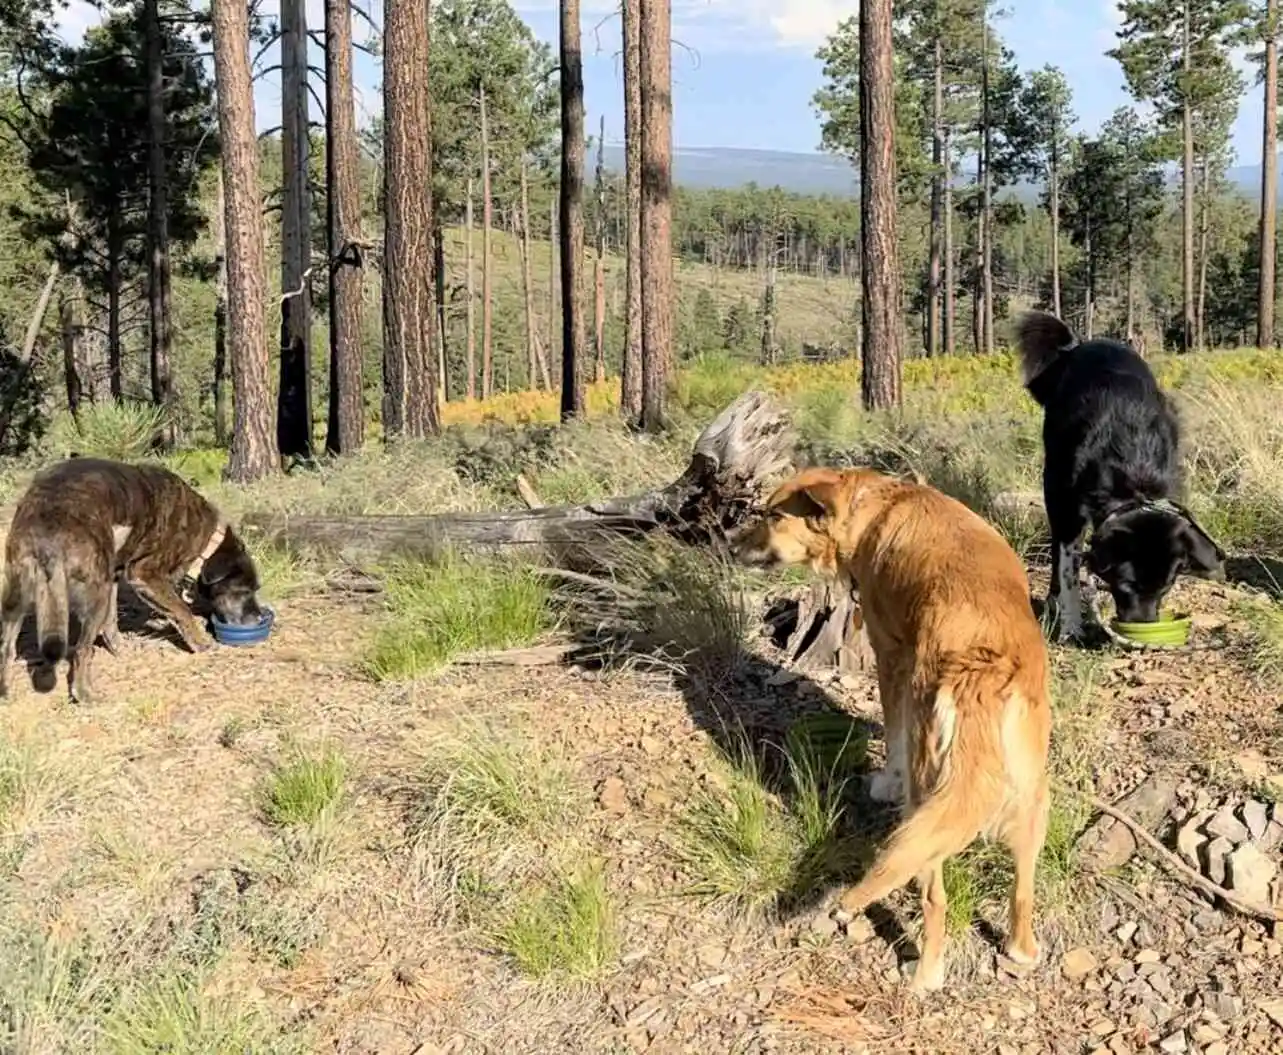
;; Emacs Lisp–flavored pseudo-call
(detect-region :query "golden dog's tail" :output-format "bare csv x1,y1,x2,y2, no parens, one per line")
1014,310,1078,392
840,655,1038,915
29,546,70,665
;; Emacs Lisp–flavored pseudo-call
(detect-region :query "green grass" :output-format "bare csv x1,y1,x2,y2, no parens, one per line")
259,746,346,828
492,865,618,981
362,556,552,681
46,402,169,463
1234,597,1283,679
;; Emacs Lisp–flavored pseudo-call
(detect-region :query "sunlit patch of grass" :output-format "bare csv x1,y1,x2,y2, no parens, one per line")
0,734,74,843
259,745,346,829
0,927,110,1053
362,556,552,681
1233,597,1283,679
492,864,618,982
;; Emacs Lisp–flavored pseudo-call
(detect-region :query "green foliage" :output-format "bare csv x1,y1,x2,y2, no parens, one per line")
492,866,617,981
259,747,346,828
46,402,168,461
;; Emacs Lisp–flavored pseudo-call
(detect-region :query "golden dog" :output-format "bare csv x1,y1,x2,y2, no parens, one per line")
734,467,1051,991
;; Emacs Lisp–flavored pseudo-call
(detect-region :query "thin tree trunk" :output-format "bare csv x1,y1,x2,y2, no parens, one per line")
760,263,777,365
383,0,438,438
212,0,278,481
435,226,447,405
548,197,558,383
1180,0,1196,353
145,0,175,445
519,157,540,390
324,0,364,454
20,262,58,363
480,84,494,400
926,34,943,358
859,0,902,408
465,179,476,399
972,156,984,354
621,0,643,421
1261,0,1278,348
942,128,955,356
278,0,312,461
213,173,229,447
60,291,81,419
1084,222,1095,340
107,242,122,400
1197,158,1210,351
593,113,607,384
1050,129,1062,318
980,22,994,356
559,0,587,420
638,0,673,430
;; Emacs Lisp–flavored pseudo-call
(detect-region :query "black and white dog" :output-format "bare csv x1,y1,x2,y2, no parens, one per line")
1015,311,1225,640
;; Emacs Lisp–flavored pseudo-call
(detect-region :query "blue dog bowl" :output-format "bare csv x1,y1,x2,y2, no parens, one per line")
211,606,275,647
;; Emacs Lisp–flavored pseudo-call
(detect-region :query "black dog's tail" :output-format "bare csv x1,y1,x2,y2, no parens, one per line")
1014,311,1078,392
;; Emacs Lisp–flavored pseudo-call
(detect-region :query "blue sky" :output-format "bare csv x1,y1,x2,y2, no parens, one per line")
54,0,1269,166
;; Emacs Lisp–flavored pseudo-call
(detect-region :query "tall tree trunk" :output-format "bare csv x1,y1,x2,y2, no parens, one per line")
559,0,587,420
638,0,673,430
548,196,558,381
324,0,364,454
760,264,777,365
980,21,994,355
145,0,175,445
519,158,542,391
1180,0,1196,353
213,173,229,447
1261,0,1279,349
435,226,447,405
593,113,607,384
212,0,278,481
859,0,902,408
942,128,955,356
278,0,312,462
926,34,943,358
1084,221,1094,340
107,236,122,400
972,156,984,354
465,178,476,399
1050,128,1062,318
1125,196,1137,343
383,0,438,438
20,262,57,363
480,84,494,401
60,291,81,419
621,0,643,421
1197,158,1210,351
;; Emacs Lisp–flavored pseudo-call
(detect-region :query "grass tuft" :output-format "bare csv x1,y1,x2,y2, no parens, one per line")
259,745,346,829
363,555,552,681
492,865,618,981
46,402,168,463
1234,596,1283,679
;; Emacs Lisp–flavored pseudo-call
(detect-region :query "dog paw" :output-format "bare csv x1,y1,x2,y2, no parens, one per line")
69,681,94,705
906,958,946,993
867,768,904,804
100,631,124,657
1004,936,1041,966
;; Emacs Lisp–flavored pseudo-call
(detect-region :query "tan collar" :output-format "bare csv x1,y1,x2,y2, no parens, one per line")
184,523,227,581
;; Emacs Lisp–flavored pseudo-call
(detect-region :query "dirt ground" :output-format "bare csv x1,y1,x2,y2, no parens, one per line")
2,529,1283,1053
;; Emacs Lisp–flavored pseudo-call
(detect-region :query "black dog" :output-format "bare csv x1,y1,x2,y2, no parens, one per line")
1015,311,1225,639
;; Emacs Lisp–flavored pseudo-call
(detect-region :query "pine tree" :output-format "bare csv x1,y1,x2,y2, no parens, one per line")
1018,67,1075,317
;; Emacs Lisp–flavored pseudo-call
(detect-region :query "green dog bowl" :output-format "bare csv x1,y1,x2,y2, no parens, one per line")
1111,609,1191,647
785,712,869,774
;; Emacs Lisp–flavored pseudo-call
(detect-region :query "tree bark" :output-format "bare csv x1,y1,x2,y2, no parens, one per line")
980,22,994,356
519,158,541,390
213,173,229,447
324,0,365,454
942,127,955,356
559,0,587,420
1050,123,1062,318
145,0,175,445
107,224,122,400
435,226,448,405
593,113,607,384
465,178,476,399
383,0,438,438
859,0,902,409
621,0,643,420
548,196,558,382
212,0,278,481
1261,0,1278,349
926,34,943,358
638,0,673,430
20,262,58,363
1196,158,1210,352
60,291,82,420
480,84,495,401
1180,0,1196,353
278,0,313,462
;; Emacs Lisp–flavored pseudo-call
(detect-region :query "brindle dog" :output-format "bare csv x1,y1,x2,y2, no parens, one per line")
0,457,263,703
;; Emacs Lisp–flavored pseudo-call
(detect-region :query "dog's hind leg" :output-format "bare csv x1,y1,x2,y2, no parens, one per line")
1002,778,1048,965
0,577,22,700
909,862,949,992
68,581,114,704
99,579,123,656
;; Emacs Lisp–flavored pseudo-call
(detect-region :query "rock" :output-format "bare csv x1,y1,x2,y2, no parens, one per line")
1206,805,1251,845
1208,991,1242,1022
1205,1045,1228,1055
1204,837,1233,887
1177,813,1211,867
639,735,664,757
1079,776,1178,872
1135,948,1162,964
1158,1031,1187,1053
1233,748,1272,783
1116,921,1139,945
1063,947,1098,979
1258,997,1283,1030
845,916,875,944
1243,800,1270,841
597,776,629,814
1226,842,1278,905
1261,819,1283,853
809,914,839,939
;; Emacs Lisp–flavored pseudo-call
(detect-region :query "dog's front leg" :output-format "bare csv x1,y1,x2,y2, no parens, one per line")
1047,534,1086,642
868,664,907,806
99,579,123,656
129,575,212,653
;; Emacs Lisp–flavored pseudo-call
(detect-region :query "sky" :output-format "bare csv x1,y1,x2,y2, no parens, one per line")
50,0,1270,168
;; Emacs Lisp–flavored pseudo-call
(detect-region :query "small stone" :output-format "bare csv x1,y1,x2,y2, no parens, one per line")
1261,820,1283,853
1227,842,1278,905
1089,1019,1116,1037
597,776,628,813
1208,991,1242,1021
1177,813,1211,867
1243,801,1270,841
1136,948,1162,964
1116,921,1139,945
1078,776,1177,872
1115,962,1136,983
639,735,664,756
1158,1031,1187,1054
1205,1045,1228,1055
1063,947,1098,979
809,914,839,939
845,916,875,944
1204,837,1234,887
1191,1023,1223,1045
765,669,799,687
1207,805,1251,845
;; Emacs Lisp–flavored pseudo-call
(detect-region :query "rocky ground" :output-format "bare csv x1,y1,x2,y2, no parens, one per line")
1,537,1282,1053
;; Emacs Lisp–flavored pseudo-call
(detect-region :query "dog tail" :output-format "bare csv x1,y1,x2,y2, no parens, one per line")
1014,311,1078,392
840,655,1046,915
31,546,70,665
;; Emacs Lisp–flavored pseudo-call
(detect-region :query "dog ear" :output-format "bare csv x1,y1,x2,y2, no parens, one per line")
1173,515,1226,580
771,468,845,520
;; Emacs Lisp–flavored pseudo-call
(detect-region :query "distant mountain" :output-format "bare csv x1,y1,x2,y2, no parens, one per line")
596,144,858,197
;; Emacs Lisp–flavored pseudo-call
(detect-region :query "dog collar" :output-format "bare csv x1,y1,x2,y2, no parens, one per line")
184,523,227,582
1096,497,1184,532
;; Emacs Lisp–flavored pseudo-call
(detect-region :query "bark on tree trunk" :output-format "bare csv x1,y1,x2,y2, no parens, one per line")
1260,0,1278,349
60,290,82,419
593,114,607,385
1197,158,1210,352
212,0,278,481
926,35,943,358
559,0,587,420
324,0,365,454
859,0,902,409
213,173,229,447
435,226,448,405
278,0,313,462
1050,129,1062,318
638,0,673,431
519,158,541,390
548,197,558,384
942,128,955,356
145,0,175,446
1180,1,1196,353
107,231,122,400
979,23,994,356
480,84,495,401
20,262,57,364
621,0,643,421
465,179,476,399
382,0,438,438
